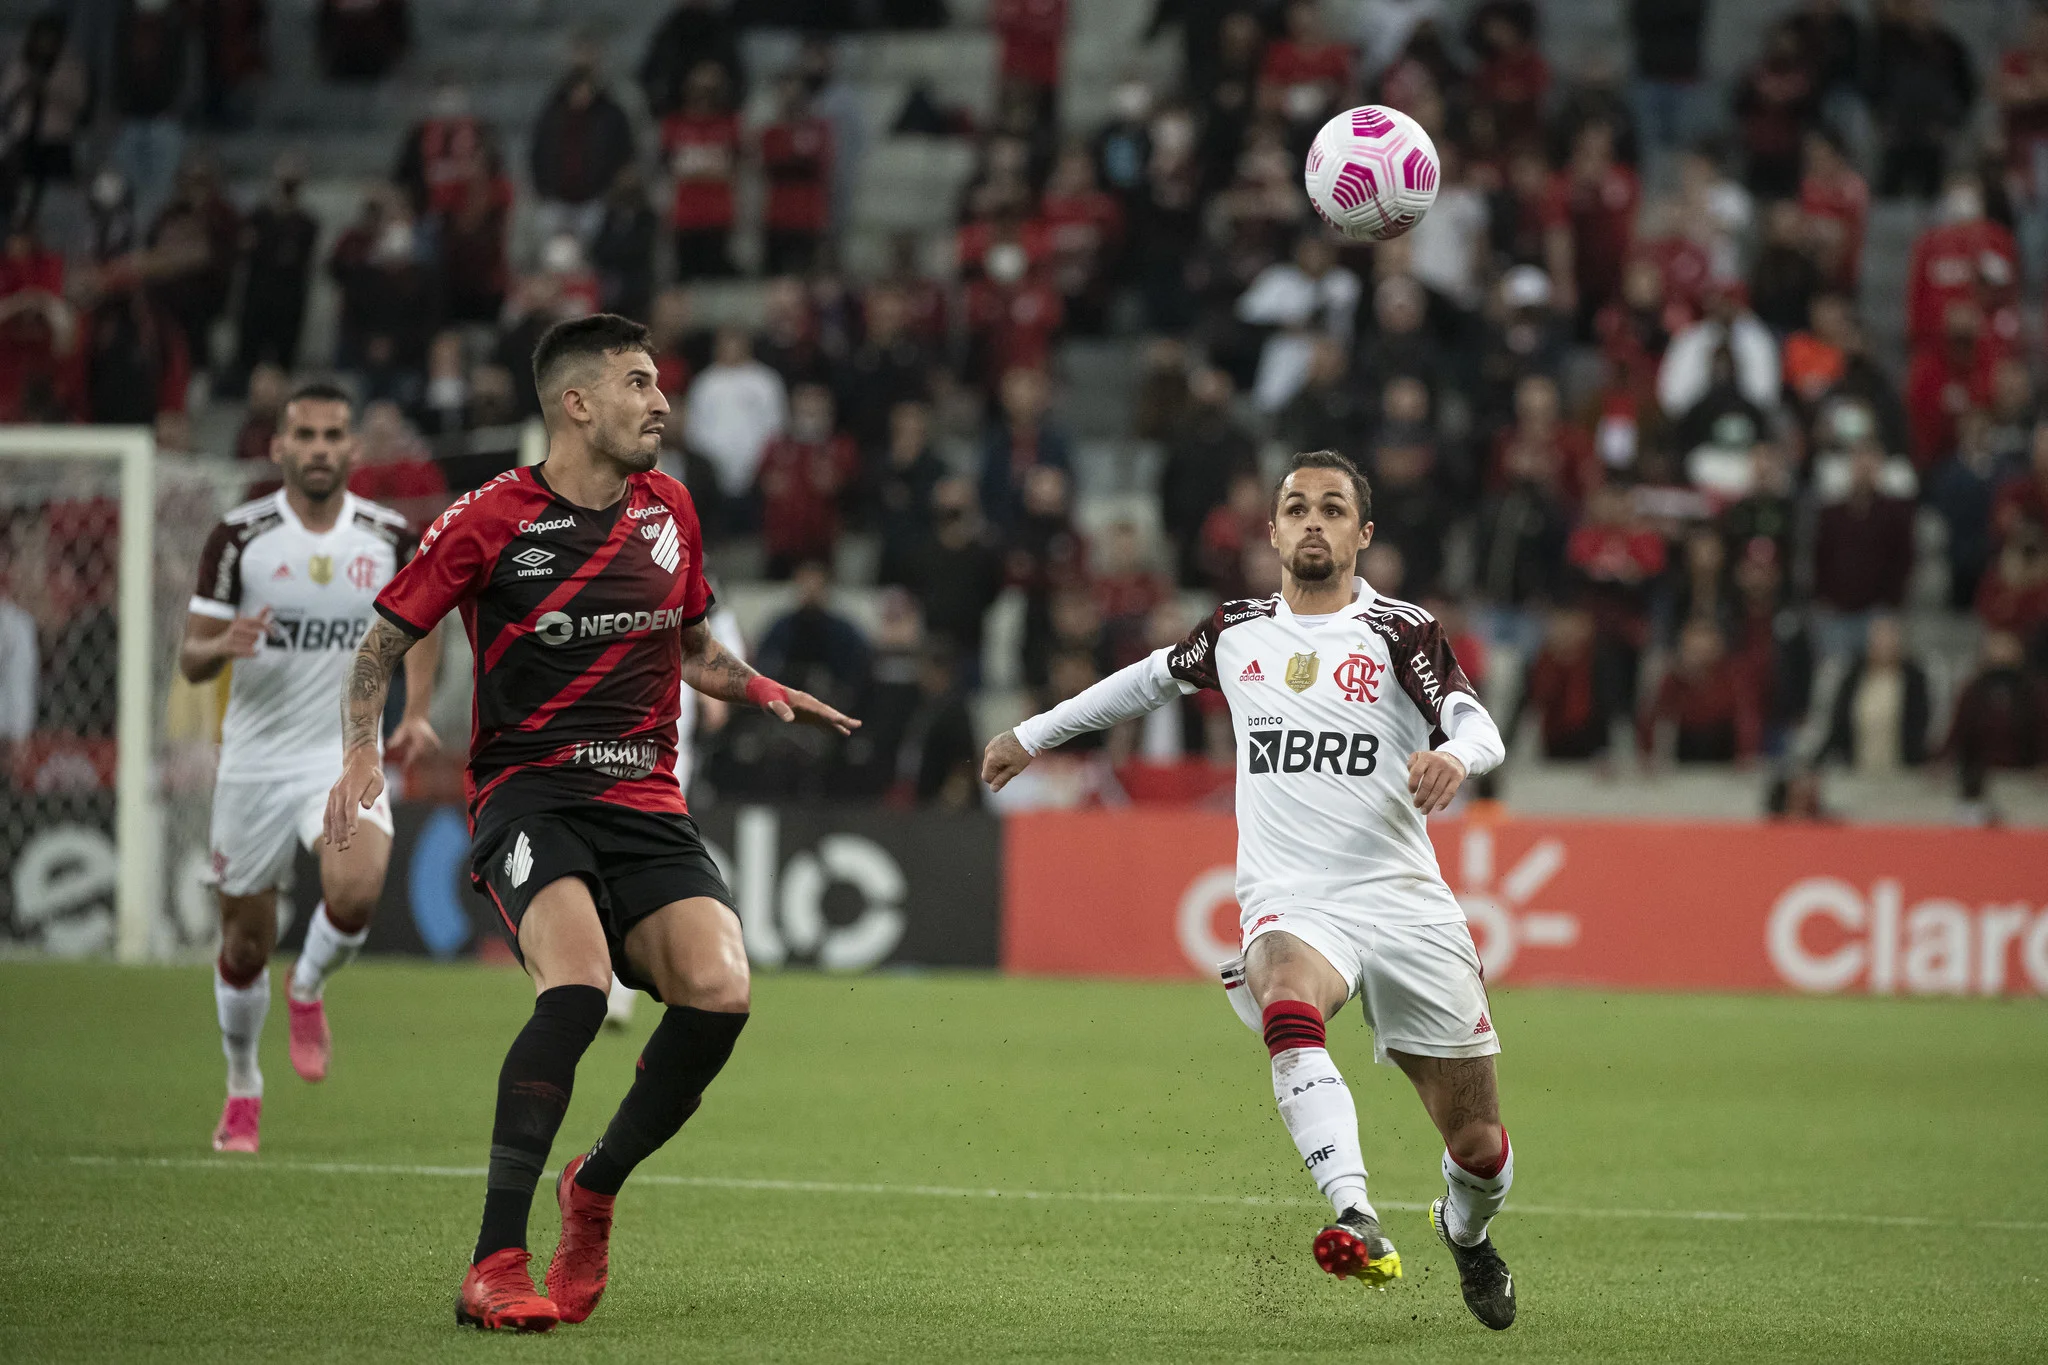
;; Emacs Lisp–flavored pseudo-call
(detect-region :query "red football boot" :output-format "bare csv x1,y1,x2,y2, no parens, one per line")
287,997,330,1082
211,1096,261,1153
456,1248,559,1332
546,1153,615,1323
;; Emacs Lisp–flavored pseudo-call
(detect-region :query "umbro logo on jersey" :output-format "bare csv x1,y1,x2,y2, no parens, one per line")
511,546,556,578
648,517,681,573
505,832,533,888
1240,660,1264,683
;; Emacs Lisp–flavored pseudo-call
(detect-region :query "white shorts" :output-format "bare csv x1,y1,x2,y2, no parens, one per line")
1222,907,1500,1065
207,777,392,898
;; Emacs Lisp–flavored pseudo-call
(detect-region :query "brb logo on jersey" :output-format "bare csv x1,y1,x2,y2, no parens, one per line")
1247,726,1380,776
1334,652,1383,703
264,612,371,651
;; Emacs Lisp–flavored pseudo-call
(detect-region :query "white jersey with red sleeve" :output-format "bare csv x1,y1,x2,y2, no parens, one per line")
1016,580,1502,929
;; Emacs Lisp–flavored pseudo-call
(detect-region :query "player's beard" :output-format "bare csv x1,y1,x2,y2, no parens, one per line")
596,419,661,474
1285,540,1339,582
284,457,344,503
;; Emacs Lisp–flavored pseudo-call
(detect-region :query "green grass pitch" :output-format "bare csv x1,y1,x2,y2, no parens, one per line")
1,960,2044,1363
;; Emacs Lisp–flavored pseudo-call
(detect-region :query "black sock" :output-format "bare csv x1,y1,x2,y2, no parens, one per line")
474,983,607,1263
576,1006,748,1196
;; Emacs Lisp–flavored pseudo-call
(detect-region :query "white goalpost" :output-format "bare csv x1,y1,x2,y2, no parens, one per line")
0,427,159,961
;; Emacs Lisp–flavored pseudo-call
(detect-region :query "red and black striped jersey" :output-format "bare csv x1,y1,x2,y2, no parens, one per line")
374,465,713,834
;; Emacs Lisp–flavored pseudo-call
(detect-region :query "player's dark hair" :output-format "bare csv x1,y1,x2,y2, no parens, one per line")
531,313,652,397
1274,449,1373,522
284,380,354,411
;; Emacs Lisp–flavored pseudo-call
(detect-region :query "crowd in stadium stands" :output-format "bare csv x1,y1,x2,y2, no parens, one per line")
4,0,2048,817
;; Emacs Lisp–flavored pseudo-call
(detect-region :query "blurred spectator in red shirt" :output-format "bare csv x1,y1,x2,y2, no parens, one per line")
1975,523,2048,640
1494,373,1601,509
1517,604,1607,759
1597,255,1677,396
1038,145,1125,334
1636,199,1711,322
347,400,448,527
232,362,288,463
962,240,1064,391
760,75,834,277
1259,0,1353,136
1814,443,1915,615
1568,482,1665,723
1468,0,1548,145
756,383,858,579
1640,617,1759,763
1904,172,2019,350
1948,630,2048,806
1561,120,1639,334
1905,300,2005,470
318,0,408,82
0,224,79,422
1992,419,2048,545
1798,127,1868,291
328,185,441,390
1729,539,1814,755
394,78,486,215
435,152,514,324
1091,521,1169,670
1198,468,1270,600
1499,145,1575,305
991,0,1066,115
1733,22,1819,198
662,63,740,280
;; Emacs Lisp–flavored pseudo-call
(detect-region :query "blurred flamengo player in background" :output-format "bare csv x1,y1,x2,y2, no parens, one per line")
325,315,856,1334
178,382,441,1154
983,450,1519,1331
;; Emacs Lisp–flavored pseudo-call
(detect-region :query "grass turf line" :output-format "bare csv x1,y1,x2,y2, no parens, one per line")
1,960,2044,1363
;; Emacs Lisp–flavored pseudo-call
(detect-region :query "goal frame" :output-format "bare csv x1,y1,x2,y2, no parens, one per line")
0,426,158,962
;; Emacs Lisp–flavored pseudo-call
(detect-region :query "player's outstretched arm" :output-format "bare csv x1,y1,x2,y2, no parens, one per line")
324,618,415,850
679,619,859,736
177,607,272,684
986,650,1188,792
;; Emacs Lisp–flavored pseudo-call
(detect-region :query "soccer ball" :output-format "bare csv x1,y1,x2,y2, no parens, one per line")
1303,105,1440,242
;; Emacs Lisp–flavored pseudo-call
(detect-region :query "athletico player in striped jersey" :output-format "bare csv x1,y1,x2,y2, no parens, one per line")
326,315,856,1333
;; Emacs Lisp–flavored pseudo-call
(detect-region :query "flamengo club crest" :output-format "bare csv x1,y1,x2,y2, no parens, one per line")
1285,651,1319,693
346,554,378,589
1334,650,1383,703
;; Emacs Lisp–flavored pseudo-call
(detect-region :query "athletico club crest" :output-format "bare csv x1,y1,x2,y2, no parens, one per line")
1334,651,1383,703
1285,651,1319,693
308,554,332,585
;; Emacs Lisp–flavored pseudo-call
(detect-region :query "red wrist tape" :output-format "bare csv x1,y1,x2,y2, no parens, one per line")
745,676,790,709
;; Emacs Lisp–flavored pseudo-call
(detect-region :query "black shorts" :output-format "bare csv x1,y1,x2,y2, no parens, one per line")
471,804,734,999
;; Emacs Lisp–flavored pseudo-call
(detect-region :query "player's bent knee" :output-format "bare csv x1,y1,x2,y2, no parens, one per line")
667,962,750,1014
1447,1120,1505,1170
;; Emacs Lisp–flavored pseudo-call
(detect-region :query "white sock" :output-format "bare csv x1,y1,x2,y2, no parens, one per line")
290,902,367,1002
1271,1046,1374,1219
215,962,270,1099
605,974,637,1025
1442,1129,1513,1246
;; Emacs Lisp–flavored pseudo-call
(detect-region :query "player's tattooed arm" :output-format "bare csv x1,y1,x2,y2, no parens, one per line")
323,620,415,851
680,620,859,735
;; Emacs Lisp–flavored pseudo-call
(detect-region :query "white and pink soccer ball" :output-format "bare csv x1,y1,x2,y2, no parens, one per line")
1303,105,1440,242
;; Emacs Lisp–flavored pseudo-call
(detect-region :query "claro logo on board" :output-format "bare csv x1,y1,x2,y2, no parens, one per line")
1767,877,2048,995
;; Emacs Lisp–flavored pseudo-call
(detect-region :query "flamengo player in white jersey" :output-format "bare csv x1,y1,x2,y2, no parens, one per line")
983,449,1518,1331
179,382,441,1153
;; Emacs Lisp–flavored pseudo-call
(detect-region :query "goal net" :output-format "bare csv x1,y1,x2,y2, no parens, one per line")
0,429,249,961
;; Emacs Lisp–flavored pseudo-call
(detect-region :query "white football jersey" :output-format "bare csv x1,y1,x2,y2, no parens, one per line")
190,491,417,782
1161,583,1479,928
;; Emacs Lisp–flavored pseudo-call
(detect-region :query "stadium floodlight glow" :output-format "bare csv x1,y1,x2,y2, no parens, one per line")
0,426,156,961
